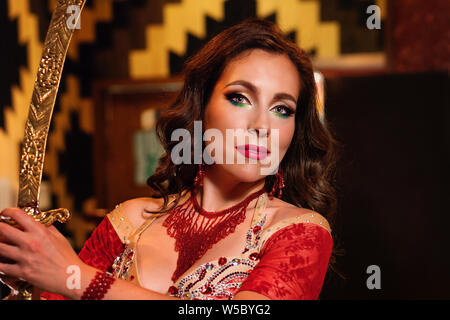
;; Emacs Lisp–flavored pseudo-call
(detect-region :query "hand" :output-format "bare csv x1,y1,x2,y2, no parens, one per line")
0,224,21,295
0,208,83,297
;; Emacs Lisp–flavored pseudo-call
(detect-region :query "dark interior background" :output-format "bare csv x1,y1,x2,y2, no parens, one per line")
320,71,450,299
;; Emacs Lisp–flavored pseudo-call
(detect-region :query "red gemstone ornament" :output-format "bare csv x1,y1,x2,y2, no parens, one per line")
249,252,260,261
218,257,227,266
268,167,285,200
201,285,212,294
252,225,261,234
168,286,178,295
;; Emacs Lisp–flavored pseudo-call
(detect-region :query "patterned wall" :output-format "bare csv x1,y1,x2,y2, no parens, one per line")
1,0,389,249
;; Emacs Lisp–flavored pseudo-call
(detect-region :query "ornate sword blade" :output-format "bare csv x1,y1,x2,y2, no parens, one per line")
17,0,86,211
0,1,87,299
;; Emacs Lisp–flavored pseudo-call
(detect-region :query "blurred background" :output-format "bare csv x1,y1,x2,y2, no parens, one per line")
0,0,448,299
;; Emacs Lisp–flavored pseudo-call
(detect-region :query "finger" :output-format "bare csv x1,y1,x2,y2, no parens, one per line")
47,225,64,240
0,208,41,233
0,222,28,246
0,262,22,279
0,242,22,263
0,223,23,245
47,225,59,235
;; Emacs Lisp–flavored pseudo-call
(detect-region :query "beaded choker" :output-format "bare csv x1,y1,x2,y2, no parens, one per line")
163,186,267,282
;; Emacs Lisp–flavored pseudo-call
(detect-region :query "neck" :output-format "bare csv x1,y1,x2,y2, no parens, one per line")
195,164,266,212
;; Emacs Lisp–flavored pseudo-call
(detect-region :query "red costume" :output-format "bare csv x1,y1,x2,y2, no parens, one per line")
41,192,332,300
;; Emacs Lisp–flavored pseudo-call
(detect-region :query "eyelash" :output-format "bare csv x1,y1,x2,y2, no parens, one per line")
225,92,295,118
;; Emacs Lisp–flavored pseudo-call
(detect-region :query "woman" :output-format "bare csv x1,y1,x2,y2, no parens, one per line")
0,18,338,300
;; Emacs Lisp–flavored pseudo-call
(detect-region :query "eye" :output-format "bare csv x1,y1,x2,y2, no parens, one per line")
271,105,295,118
225,92,249,107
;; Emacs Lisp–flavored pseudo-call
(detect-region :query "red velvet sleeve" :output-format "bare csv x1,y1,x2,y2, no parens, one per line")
40,217,124,300
237,223,333,300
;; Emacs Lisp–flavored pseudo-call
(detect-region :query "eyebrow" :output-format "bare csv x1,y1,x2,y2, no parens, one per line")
224,80,298,105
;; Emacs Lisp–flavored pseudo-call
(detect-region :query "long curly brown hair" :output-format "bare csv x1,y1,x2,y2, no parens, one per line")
146,18,344,281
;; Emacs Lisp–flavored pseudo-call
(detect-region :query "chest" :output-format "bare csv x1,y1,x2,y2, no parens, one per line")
110,192,278,299
135,208,261,294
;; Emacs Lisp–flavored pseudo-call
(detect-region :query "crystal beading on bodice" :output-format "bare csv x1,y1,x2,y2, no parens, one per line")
110,191,268,299
108,192,332,300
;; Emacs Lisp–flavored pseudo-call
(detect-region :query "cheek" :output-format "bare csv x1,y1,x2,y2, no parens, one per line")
204,100,236,156
276,120,295,153
205,99,242,132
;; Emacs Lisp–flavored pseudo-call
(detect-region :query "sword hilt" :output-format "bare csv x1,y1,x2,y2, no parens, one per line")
0,204,71,227
0,204,71,300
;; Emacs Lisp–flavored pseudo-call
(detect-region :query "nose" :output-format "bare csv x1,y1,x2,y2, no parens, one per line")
248,110,270,138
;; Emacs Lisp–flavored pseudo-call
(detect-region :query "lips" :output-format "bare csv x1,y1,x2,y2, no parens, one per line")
236,144,270,160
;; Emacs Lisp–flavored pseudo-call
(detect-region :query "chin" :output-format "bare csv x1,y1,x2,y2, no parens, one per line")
221,163,266,183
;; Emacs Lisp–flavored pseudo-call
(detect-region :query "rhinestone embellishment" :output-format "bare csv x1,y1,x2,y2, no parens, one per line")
168,286,178,295
249,252,260,261
112,246,135,280
218,257,227,266
165,194,269,300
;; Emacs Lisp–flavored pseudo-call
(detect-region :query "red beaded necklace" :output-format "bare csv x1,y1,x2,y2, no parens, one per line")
163,185,267,282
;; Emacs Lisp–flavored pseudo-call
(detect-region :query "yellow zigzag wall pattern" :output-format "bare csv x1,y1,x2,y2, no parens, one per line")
1,0,42,187
257,0,340,57
1,0,114,189
1,0,116,248
130,0,226,78
130,0,342,79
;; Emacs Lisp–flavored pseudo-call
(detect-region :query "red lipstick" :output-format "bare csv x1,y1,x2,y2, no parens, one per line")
236,144,270,160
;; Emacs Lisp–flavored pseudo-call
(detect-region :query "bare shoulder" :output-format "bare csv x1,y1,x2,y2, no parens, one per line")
267,198,331,233
118,193,184,227
118,196,165,228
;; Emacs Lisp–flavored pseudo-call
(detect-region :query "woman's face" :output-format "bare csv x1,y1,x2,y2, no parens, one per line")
203,49,300,182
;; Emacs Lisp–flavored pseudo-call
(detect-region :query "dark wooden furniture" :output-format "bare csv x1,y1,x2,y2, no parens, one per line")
93,76,183,210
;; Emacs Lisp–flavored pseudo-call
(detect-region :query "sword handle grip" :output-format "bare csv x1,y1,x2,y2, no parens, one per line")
0,207,71,227
0,207,71,300
38,208,72,227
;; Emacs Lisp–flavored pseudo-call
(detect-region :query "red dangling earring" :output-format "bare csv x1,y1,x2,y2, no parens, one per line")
268,166,285,200
193,162,206,188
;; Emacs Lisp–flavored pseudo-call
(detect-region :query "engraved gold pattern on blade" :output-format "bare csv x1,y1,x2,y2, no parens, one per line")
2,0,86,228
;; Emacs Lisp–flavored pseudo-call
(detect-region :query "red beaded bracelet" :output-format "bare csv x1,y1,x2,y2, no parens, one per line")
81,271,116,300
